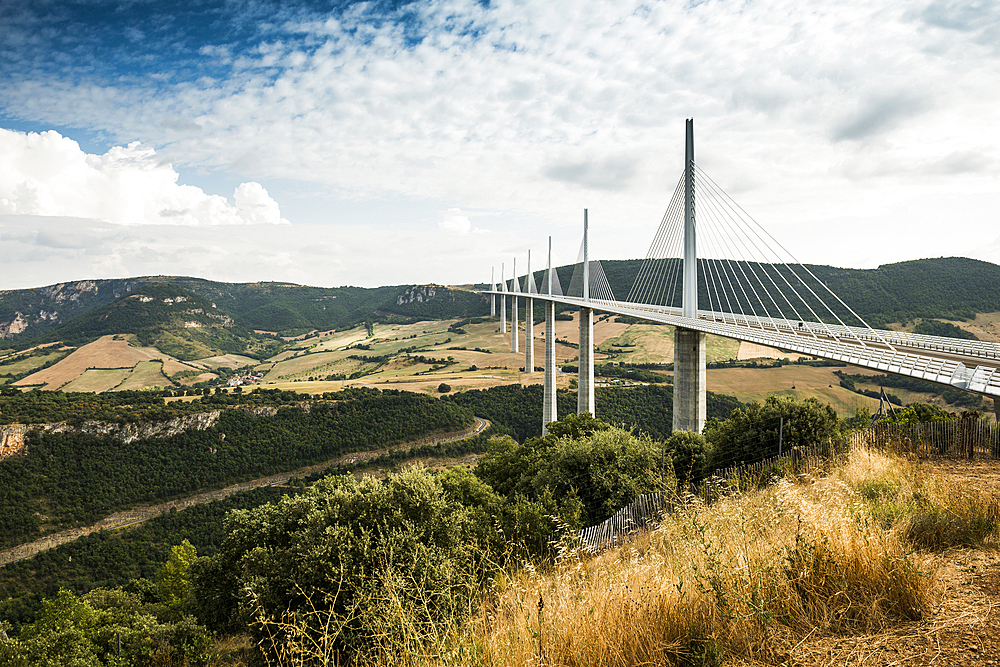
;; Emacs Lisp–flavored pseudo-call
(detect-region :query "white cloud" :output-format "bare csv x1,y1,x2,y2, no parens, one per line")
439,208,473,234
0,128,288,226
2,0,1000,287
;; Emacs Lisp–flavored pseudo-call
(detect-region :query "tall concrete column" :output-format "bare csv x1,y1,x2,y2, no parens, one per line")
525,299,534,371
577,211,594,416
543,301,557,434
511,258,519,353
525,250,534,373
674,118,706,433
673,328,707,433
500,263,507,334
578,307,595,415
490,266,495,317
511,294,519,353
542,237,557,435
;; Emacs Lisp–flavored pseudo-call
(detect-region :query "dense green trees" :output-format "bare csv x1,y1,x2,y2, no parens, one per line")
704,395,839,470
0,585,214,666
475,413,666,525
0,391,473,548
449,383,743,443
193,469,497,659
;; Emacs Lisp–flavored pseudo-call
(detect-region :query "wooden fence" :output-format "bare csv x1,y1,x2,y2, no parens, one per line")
576,418,998,554
848,418,1000,459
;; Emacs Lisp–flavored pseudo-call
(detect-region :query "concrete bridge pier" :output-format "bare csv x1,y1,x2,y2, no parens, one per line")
673,327,706,433
543,300,557,434
525,298,534,371
578,307,595,415
542,237,557,435
525,250,534,372
511,258,519,353
511,294,519,353
490,267,495,317
500,262,507,334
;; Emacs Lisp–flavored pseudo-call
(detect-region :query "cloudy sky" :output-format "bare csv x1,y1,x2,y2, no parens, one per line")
1,0,998,291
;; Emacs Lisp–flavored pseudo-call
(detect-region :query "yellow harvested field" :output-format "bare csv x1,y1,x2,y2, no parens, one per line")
188,354,257,370
261,351,354,381
116,360,170,391
706,364,883,416
14,335,197,390
60,368,132,393
736,341,810,361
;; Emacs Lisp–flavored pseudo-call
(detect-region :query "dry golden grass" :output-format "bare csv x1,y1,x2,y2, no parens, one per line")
473,452,936,667
254,447,958,667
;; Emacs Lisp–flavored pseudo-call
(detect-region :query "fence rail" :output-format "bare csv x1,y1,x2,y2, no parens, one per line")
577,419,999,554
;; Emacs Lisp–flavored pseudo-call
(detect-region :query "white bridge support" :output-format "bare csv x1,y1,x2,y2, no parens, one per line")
525,250,534,373
490,266,495,317
500,262,507,334
673,118,707,433
542,237,557,435
578,209,595,416
578,307,595,415
511,257,519,354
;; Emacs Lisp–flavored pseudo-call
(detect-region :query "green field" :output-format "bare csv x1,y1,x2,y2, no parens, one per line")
60,368,132,393
0,350,71,379
598,324,740,364
116,361,170,391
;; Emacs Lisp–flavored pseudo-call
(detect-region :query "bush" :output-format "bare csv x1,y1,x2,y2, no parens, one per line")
195,468,498,662
437,382,451,393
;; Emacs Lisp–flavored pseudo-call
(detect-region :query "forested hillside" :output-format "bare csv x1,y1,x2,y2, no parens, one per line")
0,389,473,549
0,277,490,345
448,383,743,442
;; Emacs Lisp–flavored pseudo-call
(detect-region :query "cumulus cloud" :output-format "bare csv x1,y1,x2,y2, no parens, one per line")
0,128,288,226
438,208,489,235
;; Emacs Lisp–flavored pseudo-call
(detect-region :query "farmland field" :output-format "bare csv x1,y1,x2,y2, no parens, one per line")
60,368,132,393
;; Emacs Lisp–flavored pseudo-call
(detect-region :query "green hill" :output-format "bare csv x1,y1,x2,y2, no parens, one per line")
1,256,996,356
45,282,280,361
0,279,491,349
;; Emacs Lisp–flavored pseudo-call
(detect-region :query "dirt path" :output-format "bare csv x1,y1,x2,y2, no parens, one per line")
0,417,489,567
786,458,1000,667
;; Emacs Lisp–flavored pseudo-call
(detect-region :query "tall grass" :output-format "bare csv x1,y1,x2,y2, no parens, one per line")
474,449,933,667
253,446,999,666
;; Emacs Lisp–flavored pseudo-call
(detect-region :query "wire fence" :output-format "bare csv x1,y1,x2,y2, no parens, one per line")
576,418,999,554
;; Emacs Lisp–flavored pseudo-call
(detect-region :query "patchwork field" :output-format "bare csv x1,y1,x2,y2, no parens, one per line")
115,360,170,391
4,308,983,416
187,354,258,371
60,368,132,393
0,349,71,383
14,336,199,390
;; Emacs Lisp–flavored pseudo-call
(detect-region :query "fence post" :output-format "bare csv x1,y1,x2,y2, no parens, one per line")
778,416,783,457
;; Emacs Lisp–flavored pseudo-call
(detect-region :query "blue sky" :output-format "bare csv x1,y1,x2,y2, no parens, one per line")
1,0,999,290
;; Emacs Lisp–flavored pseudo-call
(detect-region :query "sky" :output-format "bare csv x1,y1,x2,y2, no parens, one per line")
1,0,999,291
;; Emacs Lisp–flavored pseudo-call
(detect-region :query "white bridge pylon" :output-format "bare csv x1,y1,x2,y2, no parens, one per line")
486,120,1000,437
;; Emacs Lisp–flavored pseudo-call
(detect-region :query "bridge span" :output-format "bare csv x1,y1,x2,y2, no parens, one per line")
483,119,1000,436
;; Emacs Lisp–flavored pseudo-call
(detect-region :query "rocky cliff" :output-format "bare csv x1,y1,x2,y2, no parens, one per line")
0,410,222,458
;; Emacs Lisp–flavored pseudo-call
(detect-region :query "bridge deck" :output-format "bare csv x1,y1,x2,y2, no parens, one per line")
486,291,1000,399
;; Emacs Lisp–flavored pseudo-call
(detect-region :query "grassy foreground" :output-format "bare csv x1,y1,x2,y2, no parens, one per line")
253,446,1000,667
